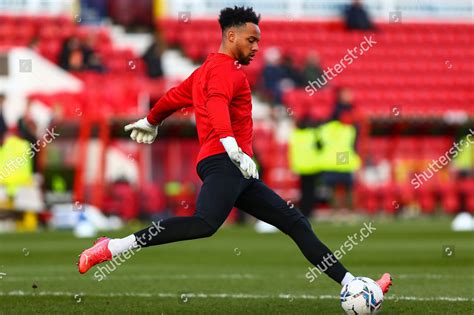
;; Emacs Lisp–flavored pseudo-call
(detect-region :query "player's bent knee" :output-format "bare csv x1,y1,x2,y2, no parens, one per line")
195,216,219,238
200,225,218,238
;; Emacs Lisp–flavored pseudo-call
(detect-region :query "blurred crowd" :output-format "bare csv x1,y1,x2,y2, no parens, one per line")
55,33,164,77
259,48,329,106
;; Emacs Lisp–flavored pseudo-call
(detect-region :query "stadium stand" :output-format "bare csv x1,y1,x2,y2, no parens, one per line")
156,18,473,214
1,13,472,216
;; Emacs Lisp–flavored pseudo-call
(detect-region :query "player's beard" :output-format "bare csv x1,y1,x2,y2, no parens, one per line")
238,55,251,65
236,46,251,65
237,55,250,66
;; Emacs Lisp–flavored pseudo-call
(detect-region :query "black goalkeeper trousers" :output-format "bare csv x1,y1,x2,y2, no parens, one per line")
134,153,348,283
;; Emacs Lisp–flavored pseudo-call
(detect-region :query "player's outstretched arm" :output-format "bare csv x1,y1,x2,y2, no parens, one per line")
147,70,196,125
125,71,196,144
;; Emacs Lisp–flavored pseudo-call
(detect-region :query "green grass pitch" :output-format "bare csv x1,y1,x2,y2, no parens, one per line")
0,217,473,314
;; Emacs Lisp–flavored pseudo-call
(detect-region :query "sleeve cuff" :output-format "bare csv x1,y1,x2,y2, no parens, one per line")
146,115,159,126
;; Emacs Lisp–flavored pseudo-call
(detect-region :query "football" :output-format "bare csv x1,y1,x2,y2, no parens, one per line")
340,277,384,314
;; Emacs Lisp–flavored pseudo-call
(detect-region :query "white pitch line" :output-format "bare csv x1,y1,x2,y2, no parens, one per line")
2,273,471,282
0,291,472,302
0,274,259,282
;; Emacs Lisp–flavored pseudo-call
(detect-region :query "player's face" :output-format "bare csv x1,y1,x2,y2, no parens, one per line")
234,23,260,65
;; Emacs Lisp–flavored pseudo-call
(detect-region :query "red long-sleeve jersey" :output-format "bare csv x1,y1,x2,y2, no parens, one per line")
147,53,253,163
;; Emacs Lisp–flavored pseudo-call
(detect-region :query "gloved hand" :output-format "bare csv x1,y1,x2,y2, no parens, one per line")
220,136,259,179
124,118,158,144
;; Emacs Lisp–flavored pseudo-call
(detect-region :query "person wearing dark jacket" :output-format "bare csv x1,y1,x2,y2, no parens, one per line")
344,0,374,30
142,32,165,78
302,52,325,89
0,94,7,144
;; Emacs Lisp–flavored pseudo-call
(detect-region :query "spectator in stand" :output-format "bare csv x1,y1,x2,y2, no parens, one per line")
0,94,7,143
59,36,86,71
59,35,105,72
142,31,165,78
262,52,305,104
86,52,106,72
302,51,325,89
82,33,96,68
332,87,355,119
84,33,107,72
344,0,374,31
280,55,304,87
0,94,8,138
261,47,285,105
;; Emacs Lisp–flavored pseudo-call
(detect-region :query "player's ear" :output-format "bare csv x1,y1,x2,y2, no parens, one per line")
227,29,236,43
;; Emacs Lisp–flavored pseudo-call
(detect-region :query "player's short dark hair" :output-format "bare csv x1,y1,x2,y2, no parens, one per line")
218,6,261,32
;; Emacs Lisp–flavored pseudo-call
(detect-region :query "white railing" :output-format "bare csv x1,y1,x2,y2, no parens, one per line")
164,0,474,22
0,0,74,15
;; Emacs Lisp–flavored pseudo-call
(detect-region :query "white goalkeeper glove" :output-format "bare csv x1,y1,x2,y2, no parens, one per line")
220,136,259,179
124,118,158,144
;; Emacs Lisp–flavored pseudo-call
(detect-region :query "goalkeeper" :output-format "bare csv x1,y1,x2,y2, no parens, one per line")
77,6,391,294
